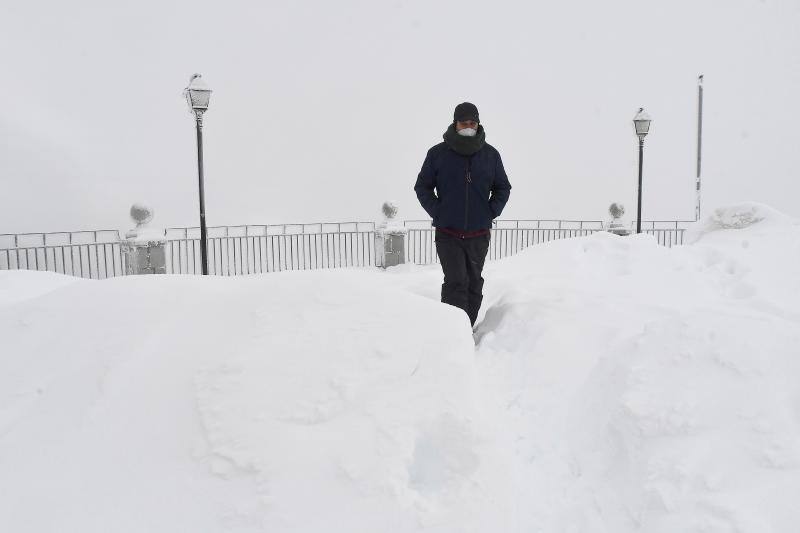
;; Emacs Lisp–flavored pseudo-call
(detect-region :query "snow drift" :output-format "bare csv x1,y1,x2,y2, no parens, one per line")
1,203,799,532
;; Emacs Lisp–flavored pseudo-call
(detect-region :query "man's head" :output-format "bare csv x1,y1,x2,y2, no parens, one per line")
453,102,480,132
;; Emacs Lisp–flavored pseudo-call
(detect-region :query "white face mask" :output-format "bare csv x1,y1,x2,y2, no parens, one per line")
457,127,477,137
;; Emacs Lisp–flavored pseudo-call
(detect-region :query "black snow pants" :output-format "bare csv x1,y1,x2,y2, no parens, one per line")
434,229,491,327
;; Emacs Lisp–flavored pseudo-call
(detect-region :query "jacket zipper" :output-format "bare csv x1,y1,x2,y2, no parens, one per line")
464,156,472,234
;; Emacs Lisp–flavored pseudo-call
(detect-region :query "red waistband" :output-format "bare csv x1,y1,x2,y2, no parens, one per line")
436,227,491,239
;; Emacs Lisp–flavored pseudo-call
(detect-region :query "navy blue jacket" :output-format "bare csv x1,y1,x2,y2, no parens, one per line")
414,142,511,231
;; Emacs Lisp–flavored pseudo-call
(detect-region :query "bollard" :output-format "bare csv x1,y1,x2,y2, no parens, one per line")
123,204,167,275
375,201,407,269
607,203,631,236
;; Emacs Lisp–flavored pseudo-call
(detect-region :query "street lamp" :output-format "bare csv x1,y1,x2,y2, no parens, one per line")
184,73,212,275
633,107,652,234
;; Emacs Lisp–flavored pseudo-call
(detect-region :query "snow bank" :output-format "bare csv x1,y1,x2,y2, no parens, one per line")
685,201,798,243
1,204,799,532
0,269,83,306
473,207,800,532
0,270,495,532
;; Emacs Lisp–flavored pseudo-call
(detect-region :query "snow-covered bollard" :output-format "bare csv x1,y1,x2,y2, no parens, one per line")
123,204,167,275
607,203,631,236
375,201,407,269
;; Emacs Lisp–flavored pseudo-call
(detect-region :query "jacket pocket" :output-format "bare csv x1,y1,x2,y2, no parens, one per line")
471,196,493,227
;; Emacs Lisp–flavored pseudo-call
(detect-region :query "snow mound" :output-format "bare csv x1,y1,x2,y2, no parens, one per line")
0,269,83,306
471,206,800,532
685,202,798,244
0,270,497,532
2,204,799,532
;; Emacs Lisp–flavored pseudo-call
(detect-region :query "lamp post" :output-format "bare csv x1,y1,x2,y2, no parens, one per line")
184,74,212,275
632,108,652,234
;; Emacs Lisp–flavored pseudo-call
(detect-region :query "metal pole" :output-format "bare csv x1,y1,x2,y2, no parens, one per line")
195,113,209,275
637,137,644,234
696,74,704,221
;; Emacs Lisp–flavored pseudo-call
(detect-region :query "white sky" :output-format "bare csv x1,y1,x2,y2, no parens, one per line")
1,0,799,233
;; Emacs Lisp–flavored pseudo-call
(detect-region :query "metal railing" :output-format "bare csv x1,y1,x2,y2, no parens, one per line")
0,230,122,249
0,230,126,279
643,228,686,247
638,220,695,229
1,219,689,278
406,220,606,264
166,232,376,275
637,220,691,248
163,223,376,274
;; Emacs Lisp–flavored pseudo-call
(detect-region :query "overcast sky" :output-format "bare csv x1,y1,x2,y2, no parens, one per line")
2,0,798,234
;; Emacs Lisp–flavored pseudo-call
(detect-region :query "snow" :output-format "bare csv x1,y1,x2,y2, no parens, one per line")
687,202,797,238
633,108,652,122
1,202,799,532
186,73,209,92
0,269,83,306
123,226,167,244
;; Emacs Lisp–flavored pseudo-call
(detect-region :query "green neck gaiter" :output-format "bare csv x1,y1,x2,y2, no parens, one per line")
443,123,486,156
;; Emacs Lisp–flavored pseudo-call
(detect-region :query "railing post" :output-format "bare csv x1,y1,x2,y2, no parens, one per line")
375,201,407,269
122,204,166,275
607,203,631,236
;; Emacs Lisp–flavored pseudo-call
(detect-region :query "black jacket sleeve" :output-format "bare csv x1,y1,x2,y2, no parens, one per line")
489,150,511,218
414,148,440,220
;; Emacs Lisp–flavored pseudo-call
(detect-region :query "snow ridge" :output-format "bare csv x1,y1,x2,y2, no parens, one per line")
1,204,799,532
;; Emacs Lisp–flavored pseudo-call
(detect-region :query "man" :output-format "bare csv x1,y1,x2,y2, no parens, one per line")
414,102,512,328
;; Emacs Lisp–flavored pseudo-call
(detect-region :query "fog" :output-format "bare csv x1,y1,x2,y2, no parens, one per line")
1,0,798,233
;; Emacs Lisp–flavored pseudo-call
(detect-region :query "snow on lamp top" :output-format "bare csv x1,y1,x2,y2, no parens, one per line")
184,73,212,114
633,107,652,138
